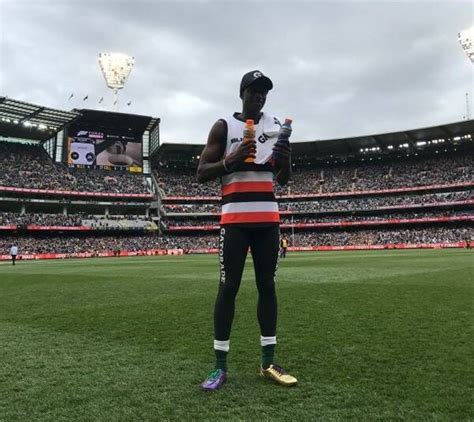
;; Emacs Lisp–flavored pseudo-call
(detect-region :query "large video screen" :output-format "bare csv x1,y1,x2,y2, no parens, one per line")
66,129,143,172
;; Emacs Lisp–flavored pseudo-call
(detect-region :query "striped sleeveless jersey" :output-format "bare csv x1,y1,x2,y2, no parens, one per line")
220,112,282,226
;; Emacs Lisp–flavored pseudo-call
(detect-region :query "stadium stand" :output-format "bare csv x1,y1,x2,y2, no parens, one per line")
0,212,156,230
163,191,472,214
0,226,471,255
156,155,473,197
162,210,471,228
0,99,162,260
0,142,151,193
0,98,472,259
154,120,473,253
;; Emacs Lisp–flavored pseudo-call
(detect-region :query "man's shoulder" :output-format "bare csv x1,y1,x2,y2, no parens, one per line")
262,112,282,127
220,113,240,124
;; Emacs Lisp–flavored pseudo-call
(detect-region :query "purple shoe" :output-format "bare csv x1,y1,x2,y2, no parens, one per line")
201,369,226,391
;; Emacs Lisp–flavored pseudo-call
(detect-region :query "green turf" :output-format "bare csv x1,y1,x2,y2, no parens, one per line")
0,249,473,421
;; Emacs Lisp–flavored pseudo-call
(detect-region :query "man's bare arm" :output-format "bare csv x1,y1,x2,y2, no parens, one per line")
196,120,229,183
196,120,256,183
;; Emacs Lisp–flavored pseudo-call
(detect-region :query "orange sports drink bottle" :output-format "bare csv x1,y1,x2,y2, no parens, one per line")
243,119,256,163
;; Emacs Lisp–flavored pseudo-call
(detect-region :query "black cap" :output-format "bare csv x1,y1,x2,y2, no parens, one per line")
240,70,273,96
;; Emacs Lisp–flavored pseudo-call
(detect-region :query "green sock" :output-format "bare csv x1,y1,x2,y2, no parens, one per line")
215,350,228,371
262,344,275,369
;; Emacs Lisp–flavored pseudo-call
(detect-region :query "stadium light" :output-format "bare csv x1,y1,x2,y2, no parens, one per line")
98,52,135,111
459,27,473,119
458,27,474,63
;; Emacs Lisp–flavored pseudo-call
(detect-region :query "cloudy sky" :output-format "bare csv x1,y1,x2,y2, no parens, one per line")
0,0,472,144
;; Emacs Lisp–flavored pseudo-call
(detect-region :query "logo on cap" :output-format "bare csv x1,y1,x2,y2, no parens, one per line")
253,71,262,79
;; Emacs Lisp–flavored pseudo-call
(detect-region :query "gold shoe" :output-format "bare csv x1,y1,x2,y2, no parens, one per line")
260,364,298,386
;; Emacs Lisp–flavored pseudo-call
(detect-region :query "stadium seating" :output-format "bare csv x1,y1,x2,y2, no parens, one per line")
1,226,472,255
163,210,471,228
1,141,472,256
163,191,472,214
0,212,157,230
155,155,473,197
0,142,151,194
156,152,473,250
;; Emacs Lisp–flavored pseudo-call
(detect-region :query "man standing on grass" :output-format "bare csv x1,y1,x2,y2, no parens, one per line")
10,244,18,265
197,70,297,391
280,235,288,259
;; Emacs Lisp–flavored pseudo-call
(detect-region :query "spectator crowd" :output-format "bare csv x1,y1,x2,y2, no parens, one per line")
0,211,84,226
163,191,472,214
1,142,473,253
2,226,472,255
291,227,473,247
162,210,471,228
279,210,471,224
0,234,163,254
0,142,150,194
0,212,154,229
156,155,473,197
155,168,219,197
277,155,473,195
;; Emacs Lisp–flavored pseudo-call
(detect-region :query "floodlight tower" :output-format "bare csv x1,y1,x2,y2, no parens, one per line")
458,27,474,120
98,52,135,111
458,27,474,63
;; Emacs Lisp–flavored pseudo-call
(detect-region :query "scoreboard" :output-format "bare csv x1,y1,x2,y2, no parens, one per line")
67,128,143,173
63,109,158,173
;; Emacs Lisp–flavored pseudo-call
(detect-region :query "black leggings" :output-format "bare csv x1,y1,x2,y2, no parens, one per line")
214,224,280,341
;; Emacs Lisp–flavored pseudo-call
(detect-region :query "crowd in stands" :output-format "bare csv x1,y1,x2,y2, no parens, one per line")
1,141,472,198
163,210,472,228
276,155,473,195
164,203,219,213
164,226,472,248
0,211,84,226
155,168,219,197
280,210,471,224
165,219,217,227
1,143,473,254
279,191,473,212
163,191,473,214
1,142,471,198
2,226,471,255
82,215,155,230
291,227,473,246
156,155,473,197
3,209,467,230
0,233,213,254
0,212,154,229
0,234,162,254
0,142,150,194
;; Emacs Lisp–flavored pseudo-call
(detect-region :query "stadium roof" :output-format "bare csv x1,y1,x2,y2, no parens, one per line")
153,119,474,166
146,117,160,132
292,119,474,157
0,96,81,142
71,109,159,136
154,143,204,163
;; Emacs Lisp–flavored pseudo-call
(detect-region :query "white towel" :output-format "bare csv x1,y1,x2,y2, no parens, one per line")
254,114,283,164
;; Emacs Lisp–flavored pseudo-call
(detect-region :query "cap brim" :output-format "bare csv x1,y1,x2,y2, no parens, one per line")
250,76,273,91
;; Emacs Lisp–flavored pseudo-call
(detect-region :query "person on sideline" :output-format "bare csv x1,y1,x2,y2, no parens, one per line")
10,244,18,265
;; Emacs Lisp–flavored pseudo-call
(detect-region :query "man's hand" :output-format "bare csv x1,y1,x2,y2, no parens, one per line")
225,139,256,169
197,120,256,183
272,139,291,169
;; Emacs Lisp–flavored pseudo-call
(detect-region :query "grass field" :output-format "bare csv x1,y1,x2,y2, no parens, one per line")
0,249,473,421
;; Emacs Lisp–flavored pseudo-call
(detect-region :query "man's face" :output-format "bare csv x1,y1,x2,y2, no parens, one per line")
241,83,268,112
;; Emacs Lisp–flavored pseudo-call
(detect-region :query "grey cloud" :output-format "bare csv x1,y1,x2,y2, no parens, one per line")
0,0,472,143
